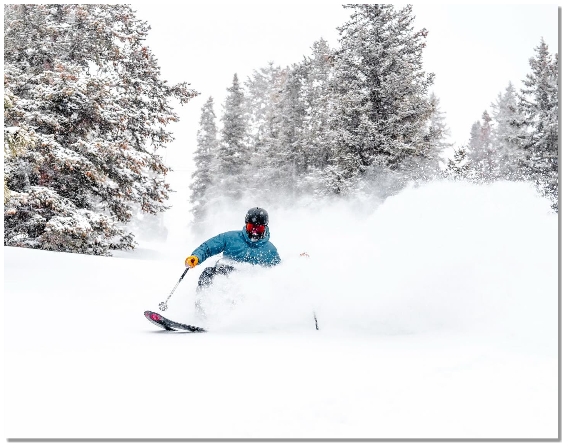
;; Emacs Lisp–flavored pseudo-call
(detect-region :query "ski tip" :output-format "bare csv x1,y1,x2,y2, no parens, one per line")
144,310,176,331
144,310,162,322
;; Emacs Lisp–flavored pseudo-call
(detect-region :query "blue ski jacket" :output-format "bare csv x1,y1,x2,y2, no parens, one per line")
191,227,281,267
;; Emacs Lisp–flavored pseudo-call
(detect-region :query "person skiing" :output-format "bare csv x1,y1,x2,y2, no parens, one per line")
185,207,281,290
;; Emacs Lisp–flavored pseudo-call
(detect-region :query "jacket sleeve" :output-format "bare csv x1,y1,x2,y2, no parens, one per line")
191,233,228,265
266,244,281,266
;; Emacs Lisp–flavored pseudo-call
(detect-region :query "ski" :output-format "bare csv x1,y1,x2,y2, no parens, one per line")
144,310,207,333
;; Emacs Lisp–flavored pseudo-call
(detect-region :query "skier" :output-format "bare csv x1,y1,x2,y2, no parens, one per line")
144,207,313,330
185,207,281,290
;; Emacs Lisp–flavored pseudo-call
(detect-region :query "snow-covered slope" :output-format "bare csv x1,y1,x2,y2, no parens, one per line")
4,180,558,439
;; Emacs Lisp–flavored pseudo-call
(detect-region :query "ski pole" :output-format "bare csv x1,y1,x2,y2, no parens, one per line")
159,267,190,312
299,253,318,330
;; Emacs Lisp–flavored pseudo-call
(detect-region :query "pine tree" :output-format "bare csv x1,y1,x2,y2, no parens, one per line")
245,61,319,201
424,93,452,179
444,146,471,180
399,92,452,181
4,89,37,204
269,65,306,199
244,62,282,146
326,4,435,194
296,39,335,195
190,97,218,224
467,111,496,182
516,39,558,210
243,63,285,200
218,74,249,201
490,82,524,180
4,5,198,255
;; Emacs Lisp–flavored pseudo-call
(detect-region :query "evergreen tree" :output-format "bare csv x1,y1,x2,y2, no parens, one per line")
4,5,197,255
467,111,496,181
244,62,282,146
490,82,524,180
423,93,452,179
4,89,36,204
243,63,285,199
444,146,471,180
218,74,249,200
516,39,558,210
190,97,218,224
269,65,306,198
326,4,435,194
296,39,335,195
245,57,329,200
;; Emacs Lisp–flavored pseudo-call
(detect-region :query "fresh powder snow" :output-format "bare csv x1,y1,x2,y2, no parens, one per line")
4,179,558,440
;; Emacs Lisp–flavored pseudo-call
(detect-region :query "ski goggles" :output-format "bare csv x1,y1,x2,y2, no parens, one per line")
246,222,266,234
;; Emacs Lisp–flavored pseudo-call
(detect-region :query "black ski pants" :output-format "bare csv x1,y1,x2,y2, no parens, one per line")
197,264,235,291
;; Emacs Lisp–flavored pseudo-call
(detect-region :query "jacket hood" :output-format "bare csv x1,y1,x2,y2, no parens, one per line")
241,226,271,247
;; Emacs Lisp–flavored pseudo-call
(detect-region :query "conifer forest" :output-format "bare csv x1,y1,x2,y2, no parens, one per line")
4,4,559,255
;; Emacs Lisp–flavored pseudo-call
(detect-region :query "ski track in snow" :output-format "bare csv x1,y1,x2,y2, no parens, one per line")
4,180,558,441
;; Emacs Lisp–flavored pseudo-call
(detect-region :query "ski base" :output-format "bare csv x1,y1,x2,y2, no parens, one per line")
144,311,207,333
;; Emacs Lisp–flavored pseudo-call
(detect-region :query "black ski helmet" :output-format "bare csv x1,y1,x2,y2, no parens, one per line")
245,207,269,241
245,207,269,226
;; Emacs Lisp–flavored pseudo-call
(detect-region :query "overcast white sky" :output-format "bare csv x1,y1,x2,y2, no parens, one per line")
131,2,559,171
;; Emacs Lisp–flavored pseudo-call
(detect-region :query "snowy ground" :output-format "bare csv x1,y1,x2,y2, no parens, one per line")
4,180,559,443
